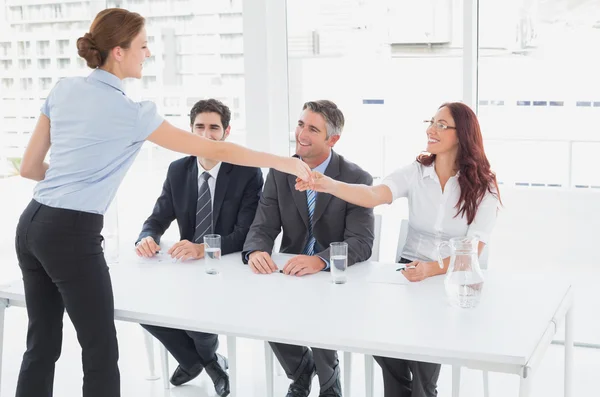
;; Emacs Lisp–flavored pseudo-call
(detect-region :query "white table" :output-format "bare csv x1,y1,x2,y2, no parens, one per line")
0,253,573,396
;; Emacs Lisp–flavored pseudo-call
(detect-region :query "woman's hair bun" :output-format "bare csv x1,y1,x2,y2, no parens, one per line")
77,33,102,69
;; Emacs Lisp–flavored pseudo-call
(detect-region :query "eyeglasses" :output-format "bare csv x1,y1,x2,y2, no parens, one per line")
424,119,456,131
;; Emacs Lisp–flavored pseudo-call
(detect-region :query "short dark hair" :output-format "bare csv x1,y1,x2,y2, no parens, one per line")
189,99,231,130
302,100,344,138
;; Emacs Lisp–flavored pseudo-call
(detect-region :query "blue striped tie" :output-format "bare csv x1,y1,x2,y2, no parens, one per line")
303,189,316,255
193,172,213,243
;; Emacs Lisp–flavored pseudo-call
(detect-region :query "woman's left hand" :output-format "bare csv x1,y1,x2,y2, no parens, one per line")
401,261,443,282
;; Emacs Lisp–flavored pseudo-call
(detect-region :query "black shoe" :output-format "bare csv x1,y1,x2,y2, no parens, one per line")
319,375,342,397
205,353,230,397
286,363,317,397
170,363,203,386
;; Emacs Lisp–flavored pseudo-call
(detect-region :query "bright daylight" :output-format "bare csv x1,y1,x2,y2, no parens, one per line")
0,0,598,396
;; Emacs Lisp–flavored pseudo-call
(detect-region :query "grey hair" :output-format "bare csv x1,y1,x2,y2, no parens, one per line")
302,100,345,139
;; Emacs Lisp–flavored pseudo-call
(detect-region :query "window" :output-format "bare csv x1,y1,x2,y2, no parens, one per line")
56,39,69,55
57,58,70,69
17,41,31,56
19,78,33,91
286,0,463,178
141,75,157,90
38,59,51,69
0,60,12,71
0,2,246,314
220,33,243,53
219,13,243,34
0,42,11,57
1,78,14,90
479,0,600,190
39,77,52,90
18,59,32,70
36,40,50,57
10,6,24,21
477,1,600,350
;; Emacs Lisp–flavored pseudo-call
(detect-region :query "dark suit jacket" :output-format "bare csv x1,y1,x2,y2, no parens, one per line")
242,151,374,266
137,156,264,255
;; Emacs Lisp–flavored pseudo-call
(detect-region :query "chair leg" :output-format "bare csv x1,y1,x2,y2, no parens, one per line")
343,351,352,396
483,370,490,397
160,345,170,389
452,365,461,397
142,329,159,380
365,354,375,397
265,341,274,397
227,336,237,397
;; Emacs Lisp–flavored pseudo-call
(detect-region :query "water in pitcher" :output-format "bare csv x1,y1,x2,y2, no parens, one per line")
437,236,485,309
444,270,484,308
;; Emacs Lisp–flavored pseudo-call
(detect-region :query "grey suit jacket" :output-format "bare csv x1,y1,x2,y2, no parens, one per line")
242,151,374,267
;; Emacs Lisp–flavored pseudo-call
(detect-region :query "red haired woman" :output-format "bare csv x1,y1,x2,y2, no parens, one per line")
296,102,501,397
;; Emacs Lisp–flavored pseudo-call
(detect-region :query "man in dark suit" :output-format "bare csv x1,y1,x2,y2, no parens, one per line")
242,100,374,397
135,99,264,397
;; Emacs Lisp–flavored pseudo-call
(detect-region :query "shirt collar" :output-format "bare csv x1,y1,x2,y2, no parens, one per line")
198,160,222,181
312,150,333,174
421,161,460,180
88,68,124,93
422,162,436,180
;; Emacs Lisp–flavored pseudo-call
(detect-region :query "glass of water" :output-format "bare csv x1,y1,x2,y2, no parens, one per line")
203,234,221,275
330,242,348,284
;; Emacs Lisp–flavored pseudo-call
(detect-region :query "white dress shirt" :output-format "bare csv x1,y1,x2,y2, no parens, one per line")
381,161,499,262
197,160,222,209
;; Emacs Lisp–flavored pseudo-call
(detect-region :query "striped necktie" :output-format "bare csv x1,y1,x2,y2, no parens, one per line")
193,172,212,243
302,189,316,255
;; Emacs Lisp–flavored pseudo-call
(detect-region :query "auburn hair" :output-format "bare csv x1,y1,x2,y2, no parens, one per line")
418,102,501,224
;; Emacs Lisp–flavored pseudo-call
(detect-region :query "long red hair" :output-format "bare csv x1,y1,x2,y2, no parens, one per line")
417,102,500,224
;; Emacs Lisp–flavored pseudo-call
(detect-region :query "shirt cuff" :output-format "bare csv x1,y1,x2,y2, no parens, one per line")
245,250,255,263
317,256,330,271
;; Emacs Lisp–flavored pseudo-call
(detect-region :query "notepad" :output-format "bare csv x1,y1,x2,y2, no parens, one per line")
365,267,410,285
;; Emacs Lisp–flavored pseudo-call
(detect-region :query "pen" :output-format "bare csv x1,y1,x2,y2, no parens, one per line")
396,265,416,271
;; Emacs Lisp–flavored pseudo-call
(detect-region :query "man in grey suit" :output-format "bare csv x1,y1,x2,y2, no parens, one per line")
242,100,375,397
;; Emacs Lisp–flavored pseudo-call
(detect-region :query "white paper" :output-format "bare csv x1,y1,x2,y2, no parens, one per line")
365,266,410,285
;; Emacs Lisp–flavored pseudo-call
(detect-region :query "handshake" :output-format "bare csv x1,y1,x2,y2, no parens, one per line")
294,171,336,194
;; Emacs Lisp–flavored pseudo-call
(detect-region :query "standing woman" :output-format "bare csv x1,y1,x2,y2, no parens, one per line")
296,102,501,397
15,8,309,397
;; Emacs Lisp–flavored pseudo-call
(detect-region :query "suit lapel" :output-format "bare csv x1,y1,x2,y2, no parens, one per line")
312,151,340,226
187,159,199,238
212,163,232,228
287,173,310,230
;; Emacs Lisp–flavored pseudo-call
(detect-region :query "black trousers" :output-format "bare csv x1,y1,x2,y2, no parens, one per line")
373,257,441,397
14,200,120,397
141,324,219,372
374,356,440,397
269,342,340,391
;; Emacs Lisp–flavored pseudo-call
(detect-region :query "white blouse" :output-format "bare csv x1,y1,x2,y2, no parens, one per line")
381,161,499,262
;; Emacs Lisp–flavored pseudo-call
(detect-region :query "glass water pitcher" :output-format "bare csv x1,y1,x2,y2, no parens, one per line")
437,236,484,309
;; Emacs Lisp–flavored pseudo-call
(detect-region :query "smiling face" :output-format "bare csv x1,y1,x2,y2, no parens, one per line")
294,109,339,163
425,106,459,155
120,27,151,79
191,111,230,141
